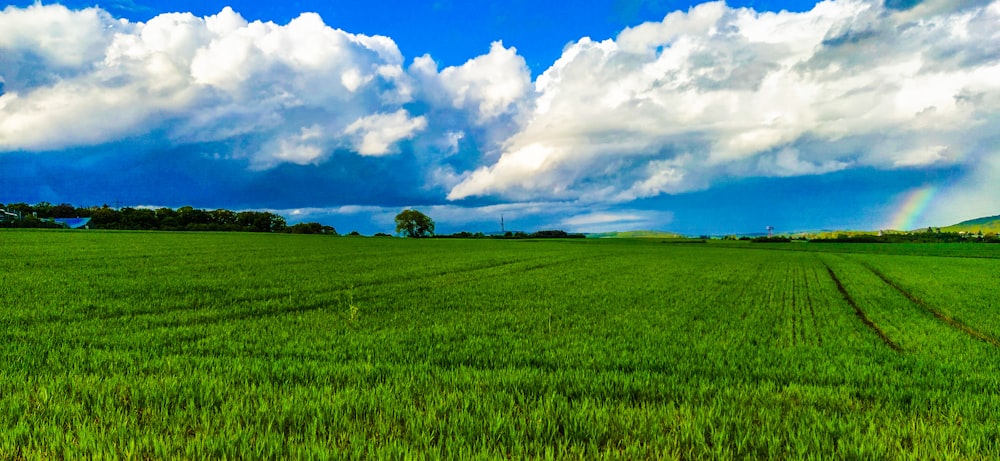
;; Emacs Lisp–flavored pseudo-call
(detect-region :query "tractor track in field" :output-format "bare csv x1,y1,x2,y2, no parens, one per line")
805,266,823,346
146,255,608,329
823,263,902,351
366,254,601,288
17,255,591,330
789,266,814,347
860,263,1000,348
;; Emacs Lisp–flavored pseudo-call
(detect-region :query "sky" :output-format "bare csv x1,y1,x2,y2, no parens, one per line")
1,0,998,235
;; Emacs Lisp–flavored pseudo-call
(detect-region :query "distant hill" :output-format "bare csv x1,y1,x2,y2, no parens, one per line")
942,215,1000,234
587,230,687,239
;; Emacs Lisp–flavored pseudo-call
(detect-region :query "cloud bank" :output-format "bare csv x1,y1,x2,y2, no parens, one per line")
0,4,518,170
449,0,1000,203
2,1,999,229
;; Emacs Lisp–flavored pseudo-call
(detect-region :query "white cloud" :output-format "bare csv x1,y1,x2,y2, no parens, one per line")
411,41,532,124
448,143,557,200
448,0,1000,203
343,110,428,156
0,4,118,73
0,5,419,164
269,125,327,166
754,148,851,176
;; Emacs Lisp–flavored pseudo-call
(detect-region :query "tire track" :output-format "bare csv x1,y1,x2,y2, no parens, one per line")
861,263,1000,348
151,255,602,329
780,265,795,347
823,263,902,352
806,266,823,346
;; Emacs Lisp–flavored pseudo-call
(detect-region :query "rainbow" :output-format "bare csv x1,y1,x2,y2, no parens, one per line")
886,186,938,231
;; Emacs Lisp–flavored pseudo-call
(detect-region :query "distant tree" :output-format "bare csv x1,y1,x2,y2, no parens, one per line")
528,229,585,239
394,209,435,238
3,214,61,229
121,207,158,230
287,222,336,235
5,203,33,217
269,214,288,233
153,208,176,229
236,211,286,232
531,230,568,238
210,209,237,228
89,205,121,229
177,206,212,228
31,201,53,218
752,236,791,243
3,202,337,233
49,203,77,218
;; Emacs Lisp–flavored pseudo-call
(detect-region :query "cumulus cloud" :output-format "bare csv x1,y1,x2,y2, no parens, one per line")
411,41,532,124
404,41,535,194
343,110,428,156
0,4,117,82
0,5,419,164
0,2,539,200
448,0,1000,203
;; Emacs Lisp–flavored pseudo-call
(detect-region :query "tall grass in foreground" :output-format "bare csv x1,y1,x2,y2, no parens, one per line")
2,230,999,459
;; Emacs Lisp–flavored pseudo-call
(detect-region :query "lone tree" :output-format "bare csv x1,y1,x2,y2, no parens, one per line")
395,209,435,238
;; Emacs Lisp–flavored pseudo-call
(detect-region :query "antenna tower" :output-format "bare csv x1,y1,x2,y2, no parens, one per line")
766,226,775,238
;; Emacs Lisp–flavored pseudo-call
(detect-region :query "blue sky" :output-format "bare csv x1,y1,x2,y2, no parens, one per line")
1,0,998,234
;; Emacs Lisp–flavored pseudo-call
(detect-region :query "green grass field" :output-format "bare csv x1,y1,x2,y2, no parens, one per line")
3,230,1000,459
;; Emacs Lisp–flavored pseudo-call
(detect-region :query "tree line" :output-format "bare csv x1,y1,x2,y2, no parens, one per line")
742,232,999,244
434,230,586,239
4,203,586,238
0,202,335,234
807,232,999,244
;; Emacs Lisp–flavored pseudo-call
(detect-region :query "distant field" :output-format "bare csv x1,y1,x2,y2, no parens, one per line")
3,230,1000,458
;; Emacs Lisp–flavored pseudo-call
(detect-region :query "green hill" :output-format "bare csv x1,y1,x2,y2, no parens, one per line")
942,215,1000,234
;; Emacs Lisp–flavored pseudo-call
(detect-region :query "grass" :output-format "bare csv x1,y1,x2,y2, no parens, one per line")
2,230,1000,458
